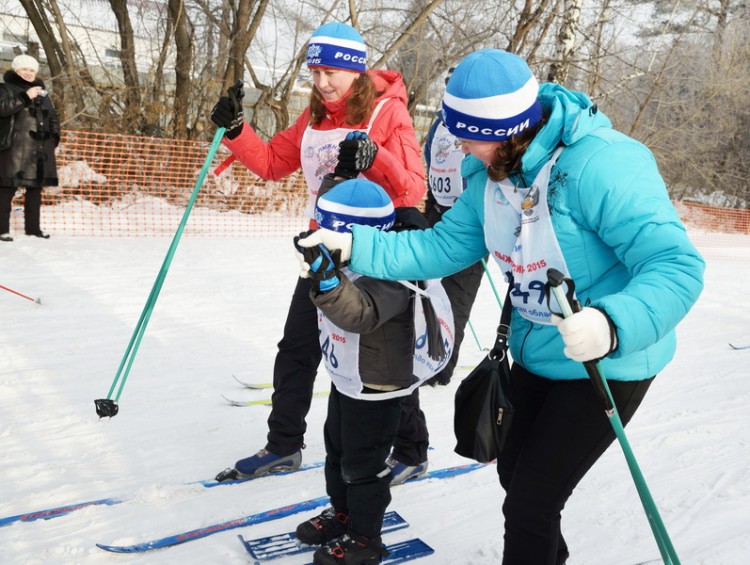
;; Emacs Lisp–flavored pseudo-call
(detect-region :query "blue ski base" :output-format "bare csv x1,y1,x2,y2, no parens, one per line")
303,538,434,565
240,510,408,560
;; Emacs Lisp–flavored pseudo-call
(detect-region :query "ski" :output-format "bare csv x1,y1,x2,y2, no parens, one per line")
411,461,487,483
93,462,483,553
96,496,330,553
368,538,435,564
0,497,121,527
239,510,408,560
222,390,330,407
299,538,432,565
201,460,325,487
0,462,325,527
729,343,750,350
232,375,273,389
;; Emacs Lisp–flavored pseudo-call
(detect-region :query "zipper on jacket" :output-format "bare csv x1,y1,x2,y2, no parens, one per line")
518,323,534,366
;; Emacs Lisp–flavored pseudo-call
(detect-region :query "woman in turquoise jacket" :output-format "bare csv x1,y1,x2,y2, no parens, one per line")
298,49,704,563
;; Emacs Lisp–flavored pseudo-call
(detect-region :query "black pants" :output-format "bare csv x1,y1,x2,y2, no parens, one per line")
324,385,403,538
265,276,428,465
0,187,43,234
424,205,484,383
497,364,653,564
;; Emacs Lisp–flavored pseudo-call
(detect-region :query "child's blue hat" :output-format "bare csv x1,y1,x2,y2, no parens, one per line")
306,23,367,73
442,49,542,141
315,179,395,233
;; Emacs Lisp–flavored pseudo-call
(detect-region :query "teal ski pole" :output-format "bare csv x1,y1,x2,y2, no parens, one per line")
545,268,680,564
466,319,486,351
480,258,504,308
94,127,227,418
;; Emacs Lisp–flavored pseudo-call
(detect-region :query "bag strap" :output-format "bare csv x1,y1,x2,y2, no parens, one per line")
489,281,513,360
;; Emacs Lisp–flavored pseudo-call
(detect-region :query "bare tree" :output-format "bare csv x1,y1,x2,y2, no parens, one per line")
107,0,145,131
546,0,581,83
168,0,193,137
223,0,270,89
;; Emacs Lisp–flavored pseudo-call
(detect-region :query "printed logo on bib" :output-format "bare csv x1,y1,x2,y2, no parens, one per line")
313,142,340,179
521,186,540,215
434,135,460,165
492,185,511,207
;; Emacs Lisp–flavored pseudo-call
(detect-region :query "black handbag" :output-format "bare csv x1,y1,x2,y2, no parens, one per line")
454,285,514,463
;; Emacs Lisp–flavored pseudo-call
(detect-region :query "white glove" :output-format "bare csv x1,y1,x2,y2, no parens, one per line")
295,229,353,279
552,307,617,363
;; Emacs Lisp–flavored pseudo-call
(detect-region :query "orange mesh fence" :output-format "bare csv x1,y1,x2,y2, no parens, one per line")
674,201,750,259
10,130,310,237
8,130,750,258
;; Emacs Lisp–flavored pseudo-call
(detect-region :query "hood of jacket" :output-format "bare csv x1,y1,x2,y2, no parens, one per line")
522,83,612,173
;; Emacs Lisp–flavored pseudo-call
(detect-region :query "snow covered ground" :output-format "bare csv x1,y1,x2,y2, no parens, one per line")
1,220,748,564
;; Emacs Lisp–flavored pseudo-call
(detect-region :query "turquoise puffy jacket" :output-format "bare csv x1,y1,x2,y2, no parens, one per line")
350,83,705,381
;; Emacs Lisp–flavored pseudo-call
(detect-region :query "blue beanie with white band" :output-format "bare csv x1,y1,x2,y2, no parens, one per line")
306,22,367,73
442,49,543,141
315,179,395,233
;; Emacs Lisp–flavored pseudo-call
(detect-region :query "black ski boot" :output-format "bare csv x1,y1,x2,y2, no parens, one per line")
296,507,349,545
312,531,389,565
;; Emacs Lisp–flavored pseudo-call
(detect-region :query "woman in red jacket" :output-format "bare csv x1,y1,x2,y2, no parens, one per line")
210,22,429,484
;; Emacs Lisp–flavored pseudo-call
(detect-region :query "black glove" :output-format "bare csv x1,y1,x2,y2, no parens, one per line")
294,235,342,293
333,131,378,179
424,371,451,387
210,80,245,139
393,207,429,231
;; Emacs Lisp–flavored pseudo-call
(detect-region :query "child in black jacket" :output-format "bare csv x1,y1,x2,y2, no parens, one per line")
294,178,453,565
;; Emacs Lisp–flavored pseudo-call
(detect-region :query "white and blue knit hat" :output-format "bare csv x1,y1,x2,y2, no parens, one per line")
442,49,542,141
306,22,367,73
315,179,395,233
12,54,39,73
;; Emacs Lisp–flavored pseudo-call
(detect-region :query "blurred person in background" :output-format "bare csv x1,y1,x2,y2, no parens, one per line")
422,66,485,387
0,54,59,242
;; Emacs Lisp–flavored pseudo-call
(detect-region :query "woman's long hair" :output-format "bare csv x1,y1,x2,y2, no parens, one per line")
309,72,380,126
487,115,547,182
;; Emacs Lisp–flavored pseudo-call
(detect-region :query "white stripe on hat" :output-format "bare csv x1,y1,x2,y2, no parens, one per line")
317,199,393,218
443,75,539,120
310,35,367,53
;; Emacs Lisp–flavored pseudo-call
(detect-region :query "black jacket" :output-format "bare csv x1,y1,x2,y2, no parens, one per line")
0,70,59,188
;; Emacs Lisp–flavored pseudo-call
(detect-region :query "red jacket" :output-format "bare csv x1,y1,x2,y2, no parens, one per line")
223,70,425,208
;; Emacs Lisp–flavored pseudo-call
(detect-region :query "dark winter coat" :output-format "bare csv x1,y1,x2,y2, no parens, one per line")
0,70,60,188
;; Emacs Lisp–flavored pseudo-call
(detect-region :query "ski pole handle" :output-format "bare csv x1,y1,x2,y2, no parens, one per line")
546,268,614,412
546,268,577,318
